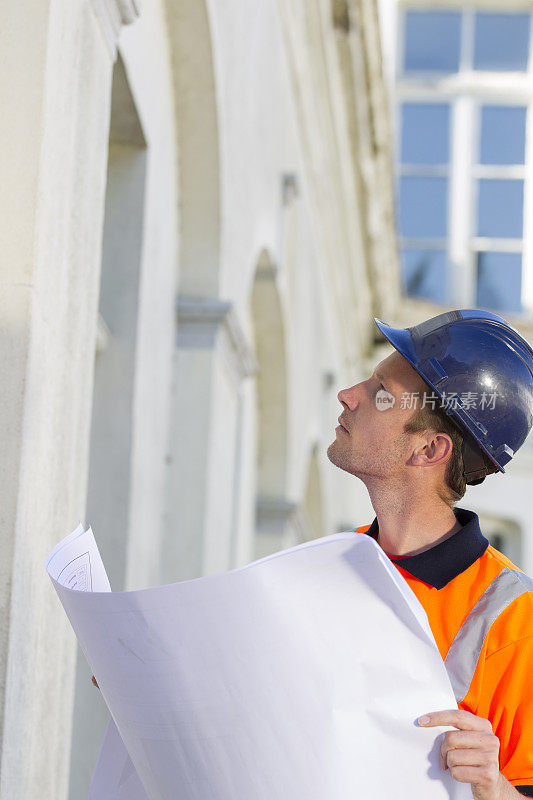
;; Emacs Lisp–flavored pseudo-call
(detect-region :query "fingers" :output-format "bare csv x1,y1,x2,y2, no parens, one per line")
442,764,499,786
418,709,501,794
441,730,493,754
440,741,499,772
443,746,499,770
418,709,493,733
440,728,499,769
91,675,99,689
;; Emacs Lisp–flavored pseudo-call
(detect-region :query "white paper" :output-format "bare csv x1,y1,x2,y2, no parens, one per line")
88,719,147,800
47,528,471,800
46,522,110,593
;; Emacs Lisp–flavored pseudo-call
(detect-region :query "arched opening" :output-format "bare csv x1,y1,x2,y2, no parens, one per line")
166,0,222,297
69,53,147,799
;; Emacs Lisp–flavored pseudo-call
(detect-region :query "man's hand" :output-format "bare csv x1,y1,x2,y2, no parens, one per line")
91,675,99,689
418,710,522,800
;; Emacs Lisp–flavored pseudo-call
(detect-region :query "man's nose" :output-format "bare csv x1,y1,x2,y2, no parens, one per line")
337,385,359,410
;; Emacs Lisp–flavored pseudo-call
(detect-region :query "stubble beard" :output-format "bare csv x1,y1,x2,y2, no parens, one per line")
327,435,404,482
327,439,367,478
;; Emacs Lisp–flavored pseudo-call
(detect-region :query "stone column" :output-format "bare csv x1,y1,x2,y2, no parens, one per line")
161,296,257,583
0,2,139,798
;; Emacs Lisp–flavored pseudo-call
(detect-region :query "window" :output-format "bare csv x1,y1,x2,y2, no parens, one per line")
397,8,530,312
473,14,530,72
477,179,524,239
404,11,461,73
480,106,526,166
476,253,522,313
398,100,450,301
401,10,531,76
401,103,450,164
399,177,448,238
402,250,447,304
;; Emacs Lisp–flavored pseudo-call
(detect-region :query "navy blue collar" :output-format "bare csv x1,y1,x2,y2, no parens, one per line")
364,507,489,590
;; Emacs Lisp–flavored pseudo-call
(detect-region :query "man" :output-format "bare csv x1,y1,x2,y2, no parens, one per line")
327,309,533,800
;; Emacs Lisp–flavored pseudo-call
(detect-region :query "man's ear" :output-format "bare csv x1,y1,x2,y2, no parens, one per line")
411,431,453,467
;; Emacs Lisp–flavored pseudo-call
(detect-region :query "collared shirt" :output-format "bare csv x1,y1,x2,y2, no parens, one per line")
355,507,533,796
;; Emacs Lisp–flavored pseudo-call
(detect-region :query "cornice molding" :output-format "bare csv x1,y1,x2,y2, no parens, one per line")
90,0,141,59
177,295,258,386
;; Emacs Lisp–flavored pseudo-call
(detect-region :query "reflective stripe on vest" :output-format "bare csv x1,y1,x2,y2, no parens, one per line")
444,567,533,704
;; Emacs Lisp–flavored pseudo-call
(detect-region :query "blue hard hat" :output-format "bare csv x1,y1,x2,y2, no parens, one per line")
373,309,533,485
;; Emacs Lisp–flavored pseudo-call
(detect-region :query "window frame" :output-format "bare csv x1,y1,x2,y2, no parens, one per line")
396,4,533,314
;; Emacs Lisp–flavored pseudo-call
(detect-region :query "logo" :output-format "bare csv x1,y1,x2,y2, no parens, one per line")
375,389,395,411
399,391,498,411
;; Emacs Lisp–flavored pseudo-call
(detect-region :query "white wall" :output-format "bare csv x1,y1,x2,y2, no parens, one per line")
0,2,114,797
0,1,398,797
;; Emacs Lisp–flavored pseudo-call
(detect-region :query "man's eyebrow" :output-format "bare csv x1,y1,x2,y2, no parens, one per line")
374,370,388,385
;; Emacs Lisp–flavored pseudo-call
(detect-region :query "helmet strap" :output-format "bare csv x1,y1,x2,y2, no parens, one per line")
461,435,489,485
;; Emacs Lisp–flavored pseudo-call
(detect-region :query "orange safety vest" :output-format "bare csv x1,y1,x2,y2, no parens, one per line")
355,507,533,794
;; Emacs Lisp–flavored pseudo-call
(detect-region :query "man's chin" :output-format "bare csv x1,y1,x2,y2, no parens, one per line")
326,440,338,462
327,442,369,478
327,442,354,472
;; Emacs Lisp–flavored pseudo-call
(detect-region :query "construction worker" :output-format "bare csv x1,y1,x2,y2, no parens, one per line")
327,309,533,800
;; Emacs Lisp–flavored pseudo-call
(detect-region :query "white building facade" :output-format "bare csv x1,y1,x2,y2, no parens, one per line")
0,1,398,798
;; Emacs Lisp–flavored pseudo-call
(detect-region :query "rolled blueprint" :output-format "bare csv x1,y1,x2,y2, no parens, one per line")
46,527,471,800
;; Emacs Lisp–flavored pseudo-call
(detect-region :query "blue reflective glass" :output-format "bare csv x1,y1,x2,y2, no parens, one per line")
399,177,448,238
480,106,526,165
476,252,522,313
401,103,450,164
474,14,530,71
401,250,447,304
404,12,461,73
477,179,524,238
